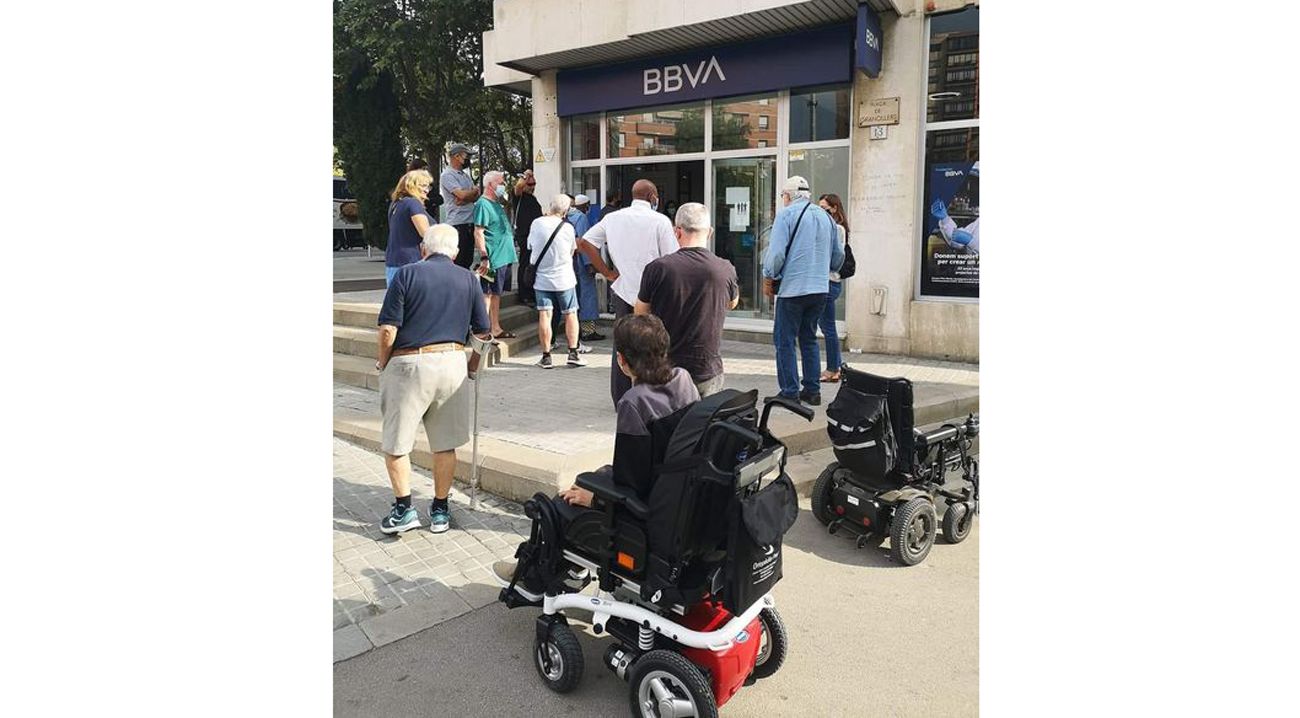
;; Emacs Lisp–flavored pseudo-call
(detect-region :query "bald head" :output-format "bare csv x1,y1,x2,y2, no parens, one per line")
631,180,657,202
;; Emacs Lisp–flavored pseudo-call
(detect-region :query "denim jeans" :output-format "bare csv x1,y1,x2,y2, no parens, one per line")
773,293,827,398
819,281,843,372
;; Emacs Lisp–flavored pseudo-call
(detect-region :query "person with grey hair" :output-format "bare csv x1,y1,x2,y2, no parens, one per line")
473,169,518,339
634,201,739,397
762,175,843,406
374,223,491,535
526,194,587,369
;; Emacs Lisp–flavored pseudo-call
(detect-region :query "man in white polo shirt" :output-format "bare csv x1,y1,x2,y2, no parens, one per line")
577,178,677,404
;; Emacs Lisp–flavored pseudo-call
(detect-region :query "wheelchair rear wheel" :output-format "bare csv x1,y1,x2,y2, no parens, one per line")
942,502,974,544
889,498,937,566
750,607,788,680
628,649,718,718
535,621,584,693
811,464,838,526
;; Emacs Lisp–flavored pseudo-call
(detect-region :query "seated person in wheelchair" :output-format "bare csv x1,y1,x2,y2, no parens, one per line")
493,314,699,595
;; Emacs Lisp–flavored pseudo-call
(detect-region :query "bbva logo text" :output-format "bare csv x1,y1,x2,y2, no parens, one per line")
643,56,726,96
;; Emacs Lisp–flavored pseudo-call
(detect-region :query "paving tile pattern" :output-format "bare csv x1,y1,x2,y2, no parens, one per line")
332,437,532,633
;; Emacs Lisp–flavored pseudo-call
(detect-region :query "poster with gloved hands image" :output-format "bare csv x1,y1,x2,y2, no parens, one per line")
921,160,979,298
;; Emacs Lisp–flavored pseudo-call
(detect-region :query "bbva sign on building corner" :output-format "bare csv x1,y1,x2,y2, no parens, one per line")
556,24,852,117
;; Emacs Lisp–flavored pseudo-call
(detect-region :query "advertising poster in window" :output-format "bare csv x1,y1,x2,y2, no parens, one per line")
920,160,979,297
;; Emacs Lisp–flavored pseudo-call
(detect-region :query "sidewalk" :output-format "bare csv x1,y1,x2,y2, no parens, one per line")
334,328,978,500
334,344,978,663
333,437,531,662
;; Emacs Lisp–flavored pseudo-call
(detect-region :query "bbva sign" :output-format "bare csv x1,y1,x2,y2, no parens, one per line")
643,56,726,96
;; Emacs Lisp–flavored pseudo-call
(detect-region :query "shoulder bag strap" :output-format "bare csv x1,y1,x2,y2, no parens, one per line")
778,202,813,275
531,218,568,266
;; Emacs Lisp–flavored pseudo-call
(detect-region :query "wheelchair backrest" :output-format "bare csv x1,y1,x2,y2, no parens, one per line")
645,389,759,562
841,366,917,473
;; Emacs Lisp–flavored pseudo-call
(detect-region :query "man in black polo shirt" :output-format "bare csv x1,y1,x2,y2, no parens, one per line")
635,202,739,398
375,224,491,535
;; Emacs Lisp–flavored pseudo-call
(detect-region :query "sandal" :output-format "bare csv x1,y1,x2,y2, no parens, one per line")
493,331,518,340
820,370,841,383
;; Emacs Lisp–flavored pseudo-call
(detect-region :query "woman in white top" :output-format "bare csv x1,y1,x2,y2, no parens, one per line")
527,194,586,369
817,193,850,383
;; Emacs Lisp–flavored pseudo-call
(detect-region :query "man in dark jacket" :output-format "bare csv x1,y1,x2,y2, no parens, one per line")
512,170,542,307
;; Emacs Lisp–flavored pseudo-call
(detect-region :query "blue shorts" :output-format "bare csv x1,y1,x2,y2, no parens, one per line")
480,263,514,295
534,287,578,314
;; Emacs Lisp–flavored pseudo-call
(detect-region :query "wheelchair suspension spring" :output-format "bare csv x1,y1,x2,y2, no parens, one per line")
638,625,654,651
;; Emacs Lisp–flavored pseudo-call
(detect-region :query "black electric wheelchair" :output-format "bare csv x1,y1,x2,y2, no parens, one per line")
811,365,979,566
497,389,814,718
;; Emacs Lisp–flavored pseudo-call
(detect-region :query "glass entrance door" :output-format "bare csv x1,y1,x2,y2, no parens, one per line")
712,156,776,318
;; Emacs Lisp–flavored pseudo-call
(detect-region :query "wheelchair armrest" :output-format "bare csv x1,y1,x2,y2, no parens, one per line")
575,470,649,521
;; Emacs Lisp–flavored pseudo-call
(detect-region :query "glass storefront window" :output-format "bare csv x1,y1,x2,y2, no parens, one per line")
712,93,778,151
789,84,850,143
569,166,601,205
569,113,601,161
926,6,979,123
607,102,705,157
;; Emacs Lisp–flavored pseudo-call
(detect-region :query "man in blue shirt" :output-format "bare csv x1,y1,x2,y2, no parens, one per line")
762,175,843,406
375,224,491,535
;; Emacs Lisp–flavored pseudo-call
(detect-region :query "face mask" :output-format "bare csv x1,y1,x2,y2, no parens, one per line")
494,184,506,200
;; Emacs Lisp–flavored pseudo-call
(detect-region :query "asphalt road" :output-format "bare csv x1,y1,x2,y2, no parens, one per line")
334,495,978,717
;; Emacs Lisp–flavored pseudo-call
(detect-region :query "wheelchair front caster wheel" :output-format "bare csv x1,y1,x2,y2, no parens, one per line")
855,534,872,550
942,502,975,544
535,621,584,693
751,608,789,680
890,498,937,566
628,649,718,718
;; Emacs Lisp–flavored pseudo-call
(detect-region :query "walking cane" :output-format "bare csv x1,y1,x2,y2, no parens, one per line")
466,333,495,510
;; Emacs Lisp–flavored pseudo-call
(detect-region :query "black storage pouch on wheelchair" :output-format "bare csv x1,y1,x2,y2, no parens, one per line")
826,384,898,480
725,473,797,614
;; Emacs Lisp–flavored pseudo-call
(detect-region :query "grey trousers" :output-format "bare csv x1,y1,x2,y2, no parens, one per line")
693,373,726,398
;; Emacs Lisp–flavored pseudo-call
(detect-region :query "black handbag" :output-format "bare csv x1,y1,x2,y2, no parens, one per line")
522,218,568,289
838,231,857,279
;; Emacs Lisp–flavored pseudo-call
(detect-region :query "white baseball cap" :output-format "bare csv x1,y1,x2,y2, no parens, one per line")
574,194,591,206
782,175,810,194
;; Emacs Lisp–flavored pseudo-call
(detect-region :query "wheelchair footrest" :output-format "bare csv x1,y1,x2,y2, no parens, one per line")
499,587,542,609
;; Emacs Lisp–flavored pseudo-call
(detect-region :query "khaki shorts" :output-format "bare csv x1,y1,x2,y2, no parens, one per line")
379,351,471,456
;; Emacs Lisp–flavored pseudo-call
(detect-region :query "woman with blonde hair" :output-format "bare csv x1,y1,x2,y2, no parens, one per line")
385,169,435,286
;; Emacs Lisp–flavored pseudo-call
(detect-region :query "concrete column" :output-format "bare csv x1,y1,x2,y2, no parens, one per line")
844,10,925,357
530,70,563,200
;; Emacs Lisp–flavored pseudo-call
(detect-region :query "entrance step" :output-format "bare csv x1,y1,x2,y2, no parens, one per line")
333,298,545,390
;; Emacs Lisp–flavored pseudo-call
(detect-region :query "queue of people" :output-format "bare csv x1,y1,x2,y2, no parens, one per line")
374,150,851,535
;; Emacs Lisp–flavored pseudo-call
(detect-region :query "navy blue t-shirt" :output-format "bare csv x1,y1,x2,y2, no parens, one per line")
378,254,490,349
385,197,431,268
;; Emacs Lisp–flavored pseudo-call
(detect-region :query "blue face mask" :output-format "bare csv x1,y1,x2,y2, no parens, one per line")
494,184,506,200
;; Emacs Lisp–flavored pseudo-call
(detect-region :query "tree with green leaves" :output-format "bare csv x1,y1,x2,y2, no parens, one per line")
335,0,532,179
334,48,405,250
